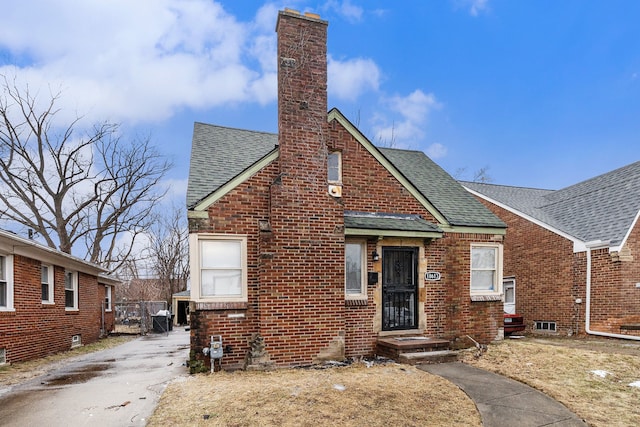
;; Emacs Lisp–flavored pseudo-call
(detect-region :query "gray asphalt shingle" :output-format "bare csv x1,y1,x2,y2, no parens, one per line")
187,122,278,208
463,160,640,246
187,121,505,230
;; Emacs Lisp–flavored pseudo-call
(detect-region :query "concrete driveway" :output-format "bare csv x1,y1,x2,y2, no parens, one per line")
0,328,190,426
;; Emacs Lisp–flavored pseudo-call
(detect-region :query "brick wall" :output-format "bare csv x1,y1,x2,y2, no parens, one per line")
0,254,113,364
475,195,640,337
473,198,581,335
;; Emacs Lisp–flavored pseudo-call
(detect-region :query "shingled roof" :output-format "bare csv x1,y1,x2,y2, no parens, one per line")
187,118,505,230
187,122,278,208
463,160,640,247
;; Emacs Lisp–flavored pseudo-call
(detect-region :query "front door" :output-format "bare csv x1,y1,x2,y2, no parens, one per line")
382,247,418,331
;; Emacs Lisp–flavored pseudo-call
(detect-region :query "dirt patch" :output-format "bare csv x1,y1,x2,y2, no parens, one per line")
147,362,481,427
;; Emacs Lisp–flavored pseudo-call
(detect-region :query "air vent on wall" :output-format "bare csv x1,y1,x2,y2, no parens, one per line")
328,185,342,197
0,348,6,365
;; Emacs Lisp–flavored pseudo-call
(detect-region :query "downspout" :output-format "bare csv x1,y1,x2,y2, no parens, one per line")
584,240,640,341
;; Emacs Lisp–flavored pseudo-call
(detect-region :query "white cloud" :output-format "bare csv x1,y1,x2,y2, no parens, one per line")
372,90,442,149
328,56,380,101
0,1,279,125
323,0,363,23
425,143,447,159
453,0,489,16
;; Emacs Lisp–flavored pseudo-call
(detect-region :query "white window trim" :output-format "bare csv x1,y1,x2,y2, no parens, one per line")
189,233,248,303
41,264,55,305
105,285,112,312
328,151,342,184
0,254,15,312
345,240,367,300
65,270,79,311
470,243,503,297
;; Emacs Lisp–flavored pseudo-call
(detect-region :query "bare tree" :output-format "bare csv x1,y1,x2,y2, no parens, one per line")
145,207,189,307
0,76,171,271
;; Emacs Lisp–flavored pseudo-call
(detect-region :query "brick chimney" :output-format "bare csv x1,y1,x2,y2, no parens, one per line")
257,10,345,366
276,9,328,174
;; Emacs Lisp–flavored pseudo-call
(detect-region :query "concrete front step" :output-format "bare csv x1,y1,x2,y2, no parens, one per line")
398,350,458,365
376,336,452,362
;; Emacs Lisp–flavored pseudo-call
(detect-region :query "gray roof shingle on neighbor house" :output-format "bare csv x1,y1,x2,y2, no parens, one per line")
463,160,640,246
186,122,278,208
187,122,505,229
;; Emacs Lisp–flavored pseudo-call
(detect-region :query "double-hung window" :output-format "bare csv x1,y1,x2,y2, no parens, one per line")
42,264,54,304
470,244,503,298
65,270,78,310
0,255,14,311
345,241,366,299
190,234,247,302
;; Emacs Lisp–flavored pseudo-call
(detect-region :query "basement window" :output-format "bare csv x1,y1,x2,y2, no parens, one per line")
71,335,82,348
0,348,6,365
534,321,557,333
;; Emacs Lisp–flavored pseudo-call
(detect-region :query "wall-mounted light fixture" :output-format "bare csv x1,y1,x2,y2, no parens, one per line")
372,250,379,261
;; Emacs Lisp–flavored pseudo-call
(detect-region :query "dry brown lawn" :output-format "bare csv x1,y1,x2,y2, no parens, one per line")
464,337,640,427
147,362,481,427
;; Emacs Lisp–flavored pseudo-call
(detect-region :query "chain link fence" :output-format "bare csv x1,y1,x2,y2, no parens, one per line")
114,301,168,335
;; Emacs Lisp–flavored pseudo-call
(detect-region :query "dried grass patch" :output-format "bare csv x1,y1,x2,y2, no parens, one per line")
464,339,640,427
148,362,480,427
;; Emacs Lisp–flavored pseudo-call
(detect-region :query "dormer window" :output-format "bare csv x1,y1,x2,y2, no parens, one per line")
328,151,342,183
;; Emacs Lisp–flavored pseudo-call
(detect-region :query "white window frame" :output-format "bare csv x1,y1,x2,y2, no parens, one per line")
189,233,248,303
345,240,367,300
41,264,55,304
105,285,112,312
0,255,15,312
65,270,79,311
470,243,503,297
328,151,342,184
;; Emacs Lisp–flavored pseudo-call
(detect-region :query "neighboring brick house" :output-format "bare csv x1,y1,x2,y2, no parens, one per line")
0,229,118,365
186,9,507,370
464,162,640,340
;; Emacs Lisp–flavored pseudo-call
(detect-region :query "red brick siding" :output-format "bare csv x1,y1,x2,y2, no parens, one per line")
0,255,113,364
475,195,640,337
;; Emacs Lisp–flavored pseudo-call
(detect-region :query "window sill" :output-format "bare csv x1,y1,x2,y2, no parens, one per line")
0,308,16,313
194,301,248,310
42,301,55,305
65,308,79,313
470,294,502,302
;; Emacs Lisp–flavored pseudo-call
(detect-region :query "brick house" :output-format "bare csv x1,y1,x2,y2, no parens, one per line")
464,162,640,340
186,9,507,370
0,229,118,365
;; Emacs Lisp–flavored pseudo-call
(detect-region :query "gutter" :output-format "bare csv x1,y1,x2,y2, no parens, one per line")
584,240,640,341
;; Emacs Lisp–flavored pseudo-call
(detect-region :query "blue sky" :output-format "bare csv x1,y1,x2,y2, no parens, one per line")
2,0,640,208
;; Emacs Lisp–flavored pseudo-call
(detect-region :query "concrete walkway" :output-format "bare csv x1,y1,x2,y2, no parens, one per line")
0,328,190,427
419,362,588,427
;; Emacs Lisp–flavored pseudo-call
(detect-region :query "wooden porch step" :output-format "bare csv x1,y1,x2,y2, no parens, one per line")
398,350,458,365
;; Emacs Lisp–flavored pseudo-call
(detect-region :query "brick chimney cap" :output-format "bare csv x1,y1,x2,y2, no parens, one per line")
276,8,327,30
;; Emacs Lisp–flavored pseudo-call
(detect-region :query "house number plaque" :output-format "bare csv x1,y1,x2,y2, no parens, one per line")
425,271,441,281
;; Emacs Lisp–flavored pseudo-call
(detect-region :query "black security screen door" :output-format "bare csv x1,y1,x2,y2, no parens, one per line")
382,247,418,331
